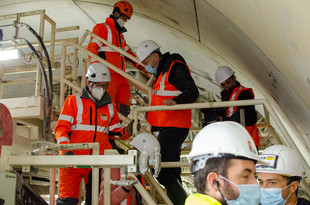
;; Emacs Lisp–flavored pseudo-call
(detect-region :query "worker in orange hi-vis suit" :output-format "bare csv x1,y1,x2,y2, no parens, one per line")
88,1,144,117
88,1,145,152
55,63,138,205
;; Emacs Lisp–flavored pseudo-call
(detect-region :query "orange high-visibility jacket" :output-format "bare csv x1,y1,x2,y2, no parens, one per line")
147,60,192,128
88,17,140,74
55,87,130,155
226,85,254,117
226,85,260,146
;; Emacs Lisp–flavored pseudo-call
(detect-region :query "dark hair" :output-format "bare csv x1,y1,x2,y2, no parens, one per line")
194,157,232,194
284,175,302,195
113,7,121,14
151,49,162,57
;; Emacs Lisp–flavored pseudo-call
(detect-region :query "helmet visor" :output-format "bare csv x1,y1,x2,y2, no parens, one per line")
256,154,279,169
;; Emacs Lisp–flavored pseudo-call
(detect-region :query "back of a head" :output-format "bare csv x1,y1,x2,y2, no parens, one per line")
215,66,235,85
86,63,111,83
136,40,160,62
256,145,303,177
188,121,259,173
113,1,133,19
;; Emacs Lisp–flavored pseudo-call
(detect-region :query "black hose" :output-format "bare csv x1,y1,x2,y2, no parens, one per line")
19,22,53,141
21,38,51,141
20,22,53,103
21,38,50,102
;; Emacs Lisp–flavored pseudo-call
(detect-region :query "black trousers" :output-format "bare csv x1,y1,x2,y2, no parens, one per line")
155,127,189,186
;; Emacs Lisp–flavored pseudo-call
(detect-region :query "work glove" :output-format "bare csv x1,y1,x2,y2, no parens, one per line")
126,120,141,136
63,151,74,155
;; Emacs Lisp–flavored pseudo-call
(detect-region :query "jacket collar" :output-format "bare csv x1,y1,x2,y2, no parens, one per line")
80,86,112,108
156,52,170,77
156,52,186,77
107,15,127,34
220,80,241,99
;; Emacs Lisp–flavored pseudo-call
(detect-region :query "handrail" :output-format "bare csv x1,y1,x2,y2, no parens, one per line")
60,42,152,108
132,98,310,186
133,99,265,112
31,142,100,204
81,30,145,67
58,27,310,202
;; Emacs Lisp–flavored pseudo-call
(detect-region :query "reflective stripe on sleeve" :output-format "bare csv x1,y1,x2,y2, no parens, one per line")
58,114,74,123
57,136,70,144
98,46,115,52
90,38,102,47
109,123,121,131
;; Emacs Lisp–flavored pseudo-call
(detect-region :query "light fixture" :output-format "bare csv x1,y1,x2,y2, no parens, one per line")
0,48,19,61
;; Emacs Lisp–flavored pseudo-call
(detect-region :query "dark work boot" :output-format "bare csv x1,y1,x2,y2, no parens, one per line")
165,180,188,205
56,197,78,205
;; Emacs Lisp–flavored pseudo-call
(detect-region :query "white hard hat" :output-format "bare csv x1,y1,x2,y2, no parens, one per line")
256,145,303,177
86,63,111,82
215,66,235,85
130,132,160,159
188,121,259,173
136,40,160,62
130,132,161,176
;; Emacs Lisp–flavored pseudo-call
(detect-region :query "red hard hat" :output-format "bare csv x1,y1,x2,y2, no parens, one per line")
113,1,133,19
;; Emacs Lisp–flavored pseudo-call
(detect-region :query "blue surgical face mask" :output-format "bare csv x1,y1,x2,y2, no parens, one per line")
260,184,293,205
145,55,157,74
220,175,261,205
145,64,157,73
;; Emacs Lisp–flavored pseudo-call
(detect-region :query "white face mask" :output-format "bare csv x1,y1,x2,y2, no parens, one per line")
91,87,105,100
116,18,126,27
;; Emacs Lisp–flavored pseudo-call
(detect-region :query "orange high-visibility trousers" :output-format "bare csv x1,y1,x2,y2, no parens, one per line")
245,124,260,146
58,167,90,200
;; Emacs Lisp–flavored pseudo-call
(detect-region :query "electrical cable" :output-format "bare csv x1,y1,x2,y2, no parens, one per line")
19,22,53,101
19,22,54,141
20,37,51,141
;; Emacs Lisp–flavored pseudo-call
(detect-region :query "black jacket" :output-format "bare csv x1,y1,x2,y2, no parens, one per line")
220,81,257,126
297,198,310,205
154,52,199,104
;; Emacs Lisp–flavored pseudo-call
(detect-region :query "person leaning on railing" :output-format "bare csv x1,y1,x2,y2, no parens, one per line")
215,66,260,148
136,40,199,205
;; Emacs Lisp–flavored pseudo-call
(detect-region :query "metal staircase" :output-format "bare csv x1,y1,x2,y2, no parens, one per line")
0,9,309,205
